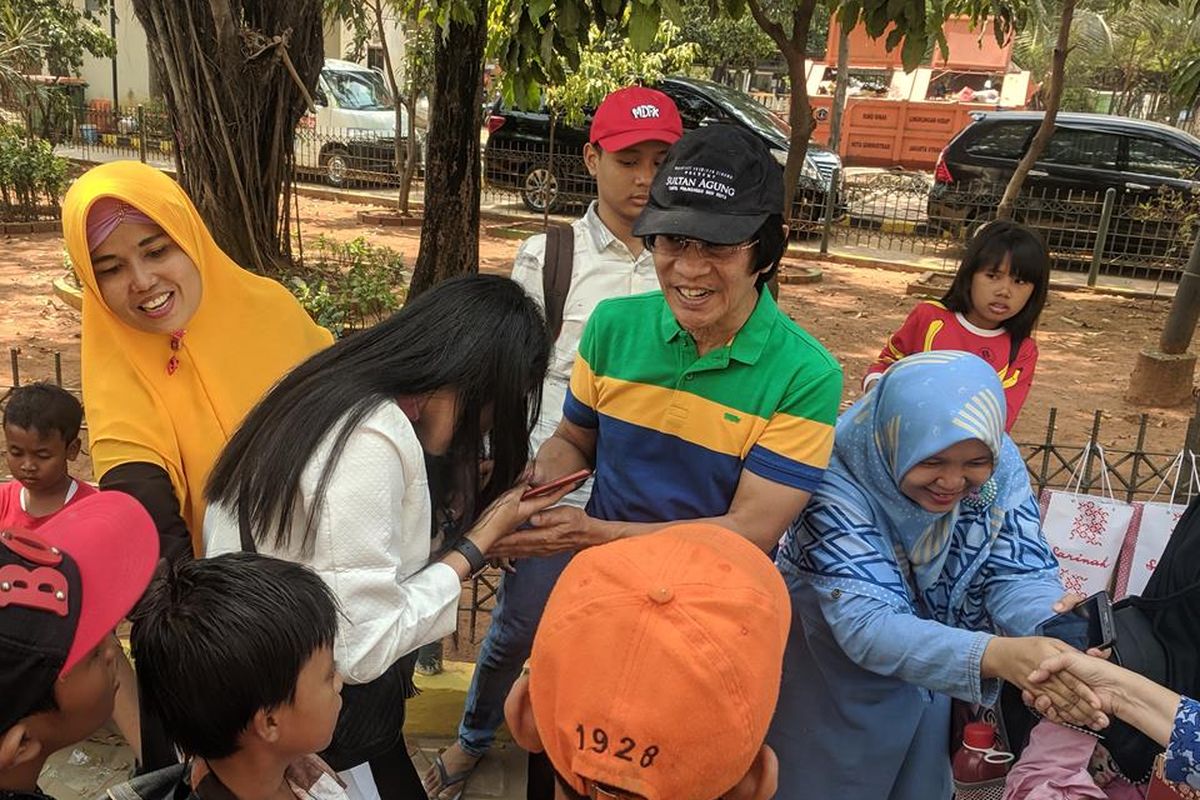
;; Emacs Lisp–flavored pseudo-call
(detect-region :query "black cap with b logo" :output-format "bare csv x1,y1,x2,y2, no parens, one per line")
0,493,158,733
632,124,785,245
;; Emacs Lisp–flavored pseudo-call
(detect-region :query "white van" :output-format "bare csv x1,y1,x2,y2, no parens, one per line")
295,58,425,187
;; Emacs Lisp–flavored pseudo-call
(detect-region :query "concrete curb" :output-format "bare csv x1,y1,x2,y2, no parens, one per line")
53,275,83,311
2,220,60,234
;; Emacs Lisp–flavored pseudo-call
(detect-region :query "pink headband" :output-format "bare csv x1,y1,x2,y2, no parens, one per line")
87,197,156,252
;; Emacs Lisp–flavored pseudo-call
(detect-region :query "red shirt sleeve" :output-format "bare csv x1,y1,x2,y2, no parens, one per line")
864,303,933,388
1001,336,1039,431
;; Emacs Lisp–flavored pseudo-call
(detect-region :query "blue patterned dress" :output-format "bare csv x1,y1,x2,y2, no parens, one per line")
1167,697,1200,789
767,352,1064,800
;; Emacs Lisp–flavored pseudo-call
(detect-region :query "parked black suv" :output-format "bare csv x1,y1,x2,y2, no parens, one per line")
928,111,1200,263
483,76,843,219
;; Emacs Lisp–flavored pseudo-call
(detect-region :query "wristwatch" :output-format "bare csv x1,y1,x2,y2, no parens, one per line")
452,537,487,577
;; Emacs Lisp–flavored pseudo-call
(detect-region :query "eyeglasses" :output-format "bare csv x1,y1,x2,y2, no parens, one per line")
645,234,758,260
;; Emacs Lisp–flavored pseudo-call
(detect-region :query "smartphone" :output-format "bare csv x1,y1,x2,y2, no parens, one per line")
1035,591,1116,651
521,469,592,500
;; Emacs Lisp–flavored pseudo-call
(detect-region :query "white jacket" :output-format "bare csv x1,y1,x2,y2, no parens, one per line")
204,402,460,684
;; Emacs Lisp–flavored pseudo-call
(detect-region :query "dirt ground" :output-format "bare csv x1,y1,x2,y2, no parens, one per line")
1,195,1193,482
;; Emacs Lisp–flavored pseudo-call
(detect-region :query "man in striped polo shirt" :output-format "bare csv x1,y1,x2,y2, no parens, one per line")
491,124,843,558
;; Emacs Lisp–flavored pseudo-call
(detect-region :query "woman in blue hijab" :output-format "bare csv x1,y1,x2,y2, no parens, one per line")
768,351,1084,799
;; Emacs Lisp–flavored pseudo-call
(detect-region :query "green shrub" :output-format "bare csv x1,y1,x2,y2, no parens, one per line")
0,125,69,221
288,235,406,335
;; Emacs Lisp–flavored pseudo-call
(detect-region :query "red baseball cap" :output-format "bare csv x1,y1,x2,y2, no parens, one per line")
529,523,791,800
589,86,683,153
0,492,159,732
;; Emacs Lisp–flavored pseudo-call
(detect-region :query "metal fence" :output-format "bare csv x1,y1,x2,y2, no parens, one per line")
39,105,1200,282
816,170,1200,282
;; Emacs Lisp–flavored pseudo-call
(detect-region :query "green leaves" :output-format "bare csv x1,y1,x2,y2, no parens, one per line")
900,26,927,67
0,125,70,221
628,1,662,47
0,0,114,79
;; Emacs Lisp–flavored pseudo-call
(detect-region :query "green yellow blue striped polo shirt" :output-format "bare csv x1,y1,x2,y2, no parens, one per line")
563,288,842,523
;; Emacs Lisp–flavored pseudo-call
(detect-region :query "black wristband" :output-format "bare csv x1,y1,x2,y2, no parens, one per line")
452,537,487,576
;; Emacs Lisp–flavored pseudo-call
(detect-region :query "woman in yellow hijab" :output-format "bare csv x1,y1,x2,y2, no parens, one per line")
62,161,333,562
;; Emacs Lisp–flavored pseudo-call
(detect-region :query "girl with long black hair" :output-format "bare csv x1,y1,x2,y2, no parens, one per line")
204,274,569,798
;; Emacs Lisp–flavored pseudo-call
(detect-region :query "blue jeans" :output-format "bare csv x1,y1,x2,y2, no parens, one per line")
458,552,574,756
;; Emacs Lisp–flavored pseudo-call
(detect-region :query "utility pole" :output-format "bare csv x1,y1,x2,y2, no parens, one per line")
109,0,119,105
827,19,851,156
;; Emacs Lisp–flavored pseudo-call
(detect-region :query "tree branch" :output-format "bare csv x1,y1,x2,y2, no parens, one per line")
207,0,238,58
745,0,791,50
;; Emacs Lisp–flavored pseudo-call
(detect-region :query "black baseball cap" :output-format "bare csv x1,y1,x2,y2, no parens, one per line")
0,492,158,733
632,124,785,245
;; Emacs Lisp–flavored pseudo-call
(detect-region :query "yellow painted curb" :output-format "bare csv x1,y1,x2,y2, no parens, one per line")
53,275,83,311
406,660,513,742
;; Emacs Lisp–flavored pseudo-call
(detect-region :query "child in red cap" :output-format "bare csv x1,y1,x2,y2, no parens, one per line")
0,492,158,798
503,523,790,800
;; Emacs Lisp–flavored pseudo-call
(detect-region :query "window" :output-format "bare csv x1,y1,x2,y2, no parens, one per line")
1041,128,1119,170
1125,137,1200,180
661,88,722,129
367,46,385,74
964,123,1034,159
322,68,393,111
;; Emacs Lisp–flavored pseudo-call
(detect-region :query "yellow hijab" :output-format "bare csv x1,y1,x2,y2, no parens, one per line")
62,161,333,553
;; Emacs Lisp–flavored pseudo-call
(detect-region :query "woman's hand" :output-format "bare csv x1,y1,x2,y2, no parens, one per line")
464,481,577,554
982,636,1103,727
1052,592,1086,614
1023,649,1124,730
1023,649,1180,745
487,505,613,558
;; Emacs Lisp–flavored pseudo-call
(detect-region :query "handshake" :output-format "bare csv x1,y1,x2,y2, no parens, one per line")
1020,648,1181,749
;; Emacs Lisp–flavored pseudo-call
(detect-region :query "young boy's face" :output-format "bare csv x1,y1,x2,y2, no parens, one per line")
27,635,120,754
274,646,342,756
585,140,671,228
4,424,80,492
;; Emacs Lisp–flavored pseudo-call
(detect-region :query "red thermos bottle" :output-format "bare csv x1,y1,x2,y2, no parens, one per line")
953,721,1013,785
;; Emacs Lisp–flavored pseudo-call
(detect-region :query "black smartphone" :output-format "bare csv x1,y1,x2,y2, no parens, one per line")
1035,590,1116,651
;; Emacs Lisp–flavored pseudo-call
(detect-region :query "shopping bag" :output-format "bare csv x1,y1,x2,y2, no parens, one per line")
1039,444,1135,597
1147,754,1200,800
1114,452,1197,599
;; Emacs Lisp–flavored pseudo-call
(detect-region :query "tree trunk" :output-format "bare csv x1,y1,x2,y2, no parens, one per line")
398,81,419,216
130,0,324,274
783,46,816,213
369,1,407,214
828,22,851,157
745,0,817,215
995,0,1076,221
409,0,486,298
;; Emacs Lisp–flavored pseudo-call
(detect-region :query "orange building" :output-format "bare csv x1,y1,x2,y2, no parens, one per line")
805,17,1033,169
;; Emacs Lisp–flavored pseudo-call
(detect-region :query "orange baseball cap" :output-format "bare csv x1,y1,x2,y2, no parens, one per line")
528,523,791,800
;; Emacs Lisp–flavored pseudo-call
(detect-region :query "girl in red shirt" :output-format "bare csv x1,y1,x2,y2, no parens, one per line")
865,220,1050,431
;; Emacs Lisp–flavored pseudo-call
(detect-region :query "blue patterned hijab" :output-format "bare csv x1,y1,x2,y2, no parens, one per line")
788,352,1033,604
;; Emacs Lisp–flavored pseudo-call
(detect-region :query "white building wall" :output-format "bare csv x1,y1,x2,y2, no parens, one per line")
77,0,153,105
75,3,407,106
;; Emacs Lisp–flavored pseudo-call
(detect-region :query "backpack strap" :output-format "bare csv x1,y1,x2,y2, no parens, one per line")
237,497,257,554
542,223,575,342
